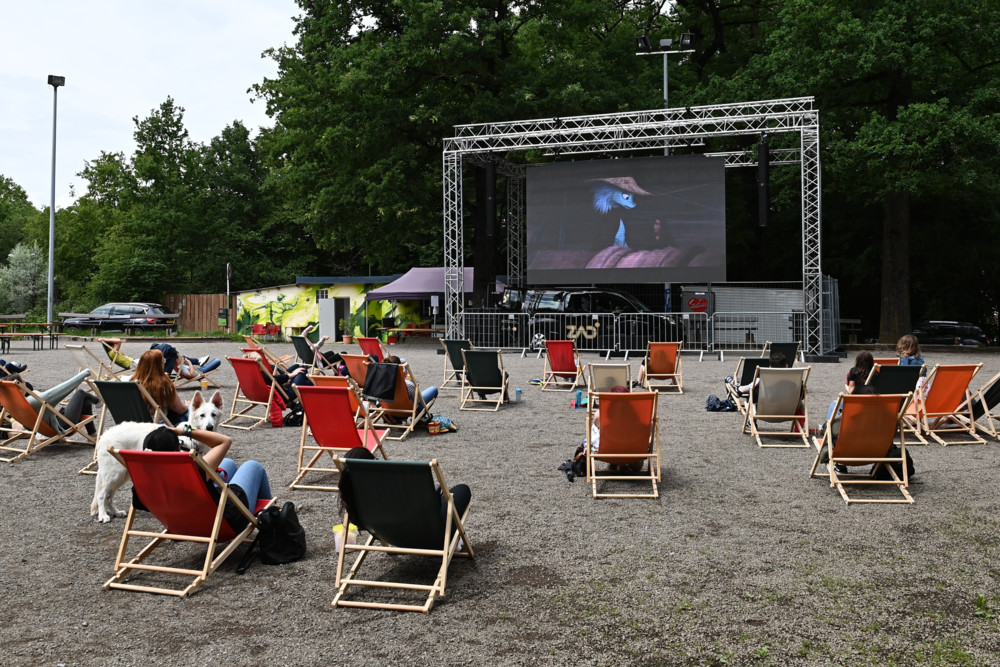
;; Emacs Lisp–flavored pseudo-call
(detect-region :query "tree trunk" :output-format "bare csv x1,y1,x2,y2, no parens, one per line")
879,190,911,342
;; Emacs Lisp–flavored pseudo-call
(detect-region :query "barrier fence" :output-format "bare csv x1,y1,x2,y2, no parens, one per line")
464,310,804,356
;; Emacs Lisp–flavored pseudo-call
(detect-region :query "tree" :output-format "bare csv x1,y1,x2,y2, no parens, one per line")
0,175,40,262
0,243,47,315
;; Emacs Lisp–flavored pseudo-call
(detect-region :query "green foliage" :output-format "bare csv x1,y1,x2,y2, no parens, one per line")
0,242,48,314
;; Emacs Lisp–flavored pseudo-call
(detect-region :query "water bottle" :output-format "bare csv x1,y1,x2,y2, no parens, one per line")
575,389,582,409
515,388,522,403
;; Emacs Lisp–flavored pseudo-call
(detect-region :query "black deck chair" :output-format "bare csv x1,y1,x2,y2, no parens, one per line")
460,349,509,411
79,380,171,475
440,338,473,390
291,335,315,367
331,457,474,613
866,364,922,394
762,341,802,365
727,357,770,414
969,371,1000,439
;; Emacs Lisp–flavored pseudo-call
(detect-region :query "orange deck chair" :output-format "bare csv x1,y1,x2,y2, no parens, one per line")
872,357,899,367
290,385,388,491
809,393,914,504
340,353,372,389
367,363,435,441
586,391,661,499
642,341,683,393
103,448,274,597
357,336,386,362
221,356,288,431
541,340,584,392
309,375,369,425
912,363,985,445
0,380,98,464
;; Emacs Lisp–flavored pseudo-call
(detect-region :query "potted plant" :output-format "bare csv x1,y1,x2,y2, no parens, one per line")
339,318,354,344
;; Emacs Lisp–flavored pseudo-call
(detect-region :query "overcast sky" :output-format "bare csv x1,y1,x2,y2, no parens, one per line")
0,0,298,208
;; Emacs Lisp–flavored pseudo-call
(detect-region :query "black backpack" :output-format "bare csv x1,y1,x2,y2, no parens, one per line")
237,501,307,572
872,446,916,481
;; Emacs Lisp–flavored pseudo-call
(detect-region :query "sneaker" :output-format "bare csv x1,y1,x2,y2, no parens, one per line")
725,376,735,386
834,463,849,475
197,356,210,367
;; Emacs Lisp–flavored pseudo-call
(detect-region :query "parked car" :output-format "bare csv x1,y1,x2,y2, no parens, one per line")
63,302,173,330
496,287,679,351
912,321,990,346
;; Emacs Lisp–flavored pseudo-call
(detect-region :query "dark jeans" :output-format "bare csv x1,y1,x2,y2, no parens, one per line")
442,484,471,524
60,390,99,435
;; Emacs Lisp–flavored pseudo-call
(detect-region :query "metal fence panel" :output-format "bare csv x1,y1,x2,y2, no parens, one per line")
710,312,797,353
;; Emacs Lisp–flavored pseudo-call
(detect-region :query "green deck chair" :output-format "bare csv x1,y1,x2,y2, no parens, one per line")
440,339,473,391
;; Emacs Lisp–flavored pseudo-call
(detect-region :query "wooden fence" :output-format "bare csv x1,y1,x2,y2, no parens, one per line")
163,294,233,333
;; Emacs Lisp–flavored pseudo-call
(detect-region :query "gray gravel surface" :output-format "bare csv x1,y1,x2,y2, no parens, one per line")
3,337,1000,666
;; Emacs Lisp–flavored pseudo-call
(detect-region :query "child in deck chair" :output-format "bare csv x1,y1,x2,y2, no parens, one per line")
143,426,272,532
338,447,471,527
896,334,928,393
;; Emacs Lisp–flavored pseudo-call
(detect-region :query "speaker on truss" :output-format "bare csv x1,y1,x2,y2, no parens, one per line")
757,134,770,228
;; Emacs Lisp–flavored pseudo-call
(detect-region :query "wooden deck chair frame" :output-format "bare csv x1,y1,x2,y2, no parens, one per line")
541,340,584,392
459,349,509,412
586,392,661,499
642,341,683,393
331,456,474,613
911,363,985,446
98,339,138,377
340,354,372,389
221,356,289,431
741,366,811,448
66,343,128,381
290,385,388,491
79,380,172,475
0,379,98,464
865,363,925,443
809,393,914,504
440,339,473,391
586,362,632,406
242,336,294,372
103,447,274,597
368,363,434,441
726,357,770,415
968,371,1000,440
172,358,223,391
761,341,802,365
356,336,386,362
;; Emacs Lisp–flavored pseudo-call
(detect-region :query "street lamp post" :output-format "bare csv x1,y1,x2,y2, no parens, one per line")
47,75,65,325
636,35,694,155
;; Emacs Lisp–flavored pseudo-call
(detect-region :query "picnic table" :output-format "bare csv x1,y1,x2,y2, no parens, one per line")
0,318,61,352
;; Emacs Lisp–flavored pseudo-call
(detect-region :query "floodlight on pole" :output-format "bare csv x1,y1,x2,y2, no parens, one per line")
47,75,65,325
635,37,694,155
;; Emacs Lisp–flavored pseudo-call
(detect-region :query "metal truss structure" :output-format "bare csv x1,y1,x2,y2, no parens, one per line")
442,96,825,354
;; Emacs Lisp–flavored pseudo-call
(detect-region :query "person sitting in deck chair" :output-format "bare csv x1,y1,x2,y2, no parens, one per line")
0,357,31,390
727,351,790,400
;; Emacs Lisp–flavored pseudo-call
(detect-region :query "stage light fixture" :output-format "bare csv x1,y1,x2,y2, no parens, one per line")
660,38,673,50
679,33,693,48
637,36,651,52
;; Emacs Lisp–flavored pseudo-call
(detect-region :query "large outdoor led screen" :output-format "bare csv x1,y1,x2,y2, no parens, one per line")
526,155,726,284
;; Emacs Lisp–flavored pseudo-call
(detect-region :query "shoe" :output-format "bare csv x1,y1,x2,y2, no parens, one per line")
725,376,734,386
197,356,210,367
834,463,849,475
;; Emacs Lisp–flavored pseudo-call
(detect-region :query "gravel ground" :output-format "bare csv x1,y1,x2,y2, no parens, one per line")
3,337,1000,666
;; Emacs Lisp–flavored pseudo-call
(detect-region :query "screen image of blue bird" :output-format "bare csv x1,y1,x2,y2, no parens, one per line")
526,154,726,284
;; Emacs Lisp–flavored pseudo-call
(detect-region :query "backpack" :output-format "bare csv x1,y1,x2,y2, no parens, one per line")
705,394,737,412
872,446,915,481
237,501,307,572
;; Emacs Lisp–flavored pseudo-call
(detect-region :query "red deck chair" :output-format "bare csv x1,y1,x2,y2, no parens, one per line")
912,363,985,445
586,391,661,499
541,340,583,392
0,380,97,464
357,336,386,362
102,448,273,597
221,356,288,431
642,341,683,393
290,385,388,491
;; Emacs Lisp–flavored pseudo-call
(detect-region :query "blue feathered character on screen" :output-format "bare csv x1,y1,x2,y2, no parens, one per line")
591,176,652,247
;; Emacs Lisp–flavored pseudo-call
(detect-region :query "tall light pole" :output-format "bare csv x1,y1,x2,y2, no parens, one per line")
636,35,694,155
47,75,65,324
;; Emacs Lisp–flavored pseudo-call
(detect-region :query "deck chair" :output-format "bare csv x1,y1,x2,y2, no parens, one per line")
309,375,369,425
242,337,294,371
586,391,661,499
726,357,770,415
440,339,473,391
292,335,320,372
357,336,386,362
541,340,584,392
865,364,923,442
367,363,435,441
66,343,128,381
968,371,1000,440
78,380,172,475
172,358,223,390
103,448,274,597
911,363,985,445
809,393,914,504
641,341,683,393
761,341,802,365
221,356,289,431
872,357,899,366
290,385,388,491
99,339,137,374
742,366,811,448
460,349,509,412
586,363,632,406
341,353,372,389
0,379,98,464
331,456,474,613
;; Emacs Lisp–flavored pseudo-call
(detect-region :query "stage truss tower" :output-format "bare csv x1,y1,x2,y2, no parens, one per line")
442,96,824,355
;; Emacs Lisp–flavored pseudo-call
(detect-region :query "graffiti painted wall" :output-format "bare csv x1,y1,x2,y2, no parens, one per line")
235,283,426,338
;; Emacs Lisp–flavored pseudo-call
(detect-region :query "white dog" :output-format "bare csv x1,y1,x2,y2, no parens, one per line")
90,390,224,523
